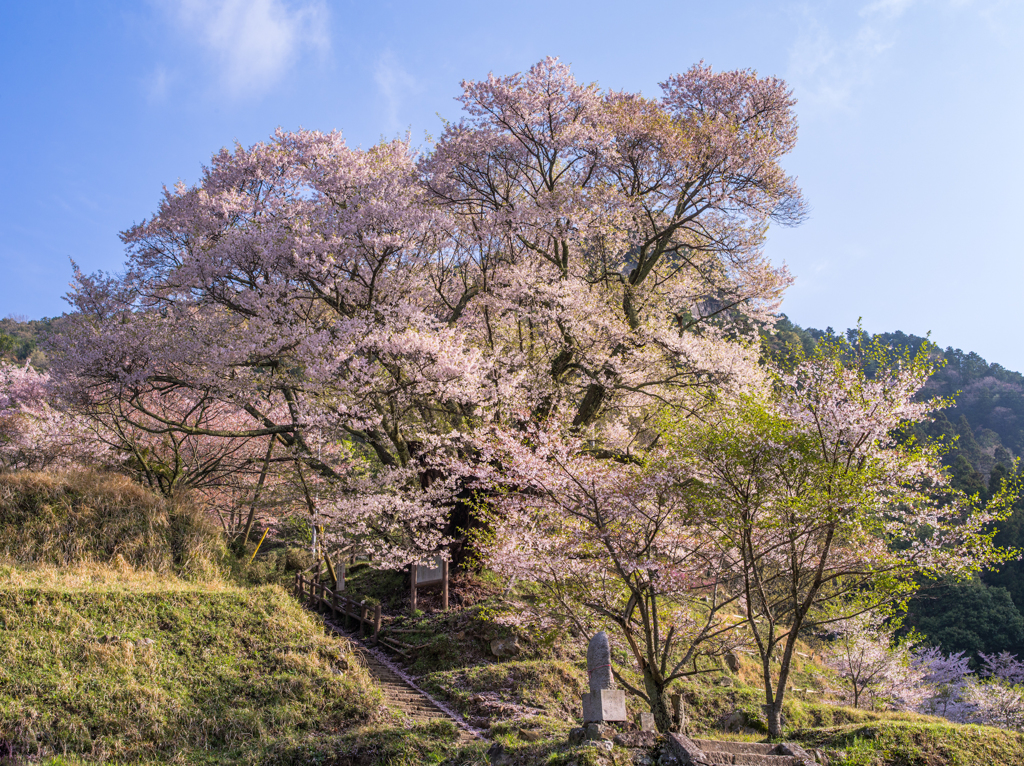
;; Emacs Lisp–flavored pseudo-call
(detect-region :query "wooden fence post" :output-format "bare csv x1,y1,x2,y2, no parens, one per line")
360,600,367,638
410,563,418,614
441,559,449,611
331,585,338,620
373,604,381,643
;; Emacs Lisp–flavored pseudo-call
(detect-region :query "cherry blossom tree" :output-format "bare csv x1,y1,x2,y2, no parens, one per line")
52,134,478,567
52,57,807,566
61,384,279,539
819,612,916,709
422,57,804,433
665,337,1019,737
475,422,743,732
0,362,102,471
912,647,975,722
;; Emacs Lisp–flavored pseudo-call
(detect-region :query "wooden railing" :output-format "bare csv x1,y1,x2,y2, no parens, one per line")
295,570,381,641
295,568,437,659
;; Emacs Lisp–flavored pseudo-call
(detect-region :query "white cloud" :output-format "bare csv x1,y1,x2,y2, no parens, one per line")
171,0,329,97
374,51,417,135
786,3,902,113
789,0,1019,112
860,0,918,18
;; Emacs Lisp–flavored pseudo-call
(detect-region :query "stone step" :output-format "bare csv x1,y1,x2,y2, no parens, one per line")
695,740,776,755
318,618,479,744
705,753,802,766
669,735,817,766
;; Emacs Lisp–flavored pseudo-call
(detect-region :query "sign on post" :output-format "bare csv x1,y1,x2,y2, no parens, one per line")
410,555,450,613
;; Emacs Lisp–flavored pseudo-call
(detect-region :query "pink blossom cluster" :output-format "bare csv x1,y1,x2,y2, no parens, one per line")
0,361,103,471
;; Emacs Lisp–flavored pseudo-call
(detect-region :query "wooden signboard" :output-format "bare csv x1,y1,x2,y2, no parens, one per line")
410,555,449,613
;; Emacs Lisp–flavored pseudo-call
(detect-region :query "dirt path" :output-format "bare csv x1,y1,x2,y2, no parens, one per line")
322,617,482,745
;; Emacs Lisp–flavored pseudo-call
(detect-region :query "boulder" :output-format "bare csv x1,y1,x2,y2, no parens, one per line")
487,742,512,765
489,637,521,658
584,722,616,741
613,730,659,748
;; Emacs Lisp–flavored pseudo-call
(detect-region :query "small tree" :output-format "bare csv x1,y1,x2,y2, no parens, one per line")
666,337,1019,737
477,424,742,732
820,612,915,709
0,362,102,471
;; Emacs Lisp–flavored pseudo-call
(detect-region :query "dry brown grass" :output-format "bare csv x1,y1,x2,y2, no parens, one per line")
0,470,226,579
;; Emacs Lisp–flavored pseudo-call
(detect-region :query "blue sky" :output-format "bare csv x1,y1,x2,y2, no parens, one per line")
2,1,1022,367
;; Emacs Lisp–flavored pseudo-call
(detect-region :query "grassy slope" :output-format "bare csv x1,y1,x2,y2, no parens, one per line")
0,570,384,764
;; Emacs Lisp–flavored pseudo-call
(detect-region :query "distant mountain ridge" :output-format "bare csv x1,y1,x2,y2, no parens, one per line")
773,317,1024,479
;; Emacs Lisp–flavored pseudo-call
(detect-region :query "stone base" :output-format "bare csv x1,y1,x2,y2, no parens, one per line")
582,689,627,723
636,711,656,732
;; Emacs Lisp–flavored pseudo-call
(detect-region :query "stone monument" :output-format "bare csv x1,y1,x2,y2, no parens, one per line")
582,631,627,723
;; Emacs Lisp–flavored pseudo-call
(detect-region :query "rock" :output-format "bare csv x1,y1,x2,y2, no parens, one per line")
594,740,613,752
585,722,615,741
489,637,521,658
568,726,587,745
487,742,511,765
587,631,614,692
774,742,820,765
724,652,740,672
635,711,656,732
715,709,751,733
614,730,659,749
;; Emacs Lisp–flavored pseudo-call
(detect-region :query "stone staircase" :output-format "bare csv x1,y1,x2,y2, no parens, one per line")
321,616,480,744
669,734,820,765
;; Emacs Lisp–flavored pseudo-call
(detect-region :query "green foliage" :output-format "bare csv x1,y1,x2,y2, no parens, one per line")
904,581,1024,661
259,719,486,766
277,513,313,547
796,721,1024,766
419,660,589,724
0,315,56,369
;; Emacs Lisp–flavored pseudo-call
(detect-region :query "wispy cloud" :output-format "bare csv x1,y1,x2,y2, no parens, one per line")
169,0,329,97
374,51,417,136
860,0,918,19
786,3,901,113
788,0,1017,113
145,65,173,103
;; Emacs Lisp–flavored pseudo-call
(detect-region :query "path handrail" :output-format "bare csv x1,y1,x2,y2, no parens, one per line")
295,570,382,642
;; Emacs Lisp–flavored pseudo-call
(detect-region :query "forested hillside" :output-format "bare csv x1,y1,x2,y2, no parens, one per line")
773,317,1024,659
0,315,55,369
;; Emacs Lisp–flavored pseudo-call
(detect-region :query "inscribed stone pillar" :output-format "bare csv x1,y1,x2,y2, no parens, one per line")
582,631,627,723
